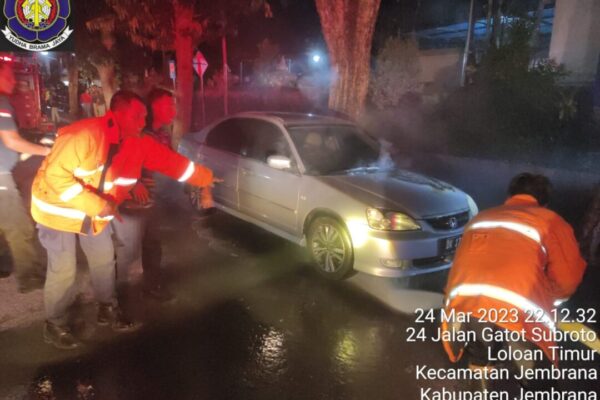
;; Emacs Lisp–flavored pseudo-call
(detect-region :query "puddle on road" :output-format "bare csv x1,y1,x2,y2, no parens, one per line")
192,214,446,314
346,273,444,313
192,219,243,258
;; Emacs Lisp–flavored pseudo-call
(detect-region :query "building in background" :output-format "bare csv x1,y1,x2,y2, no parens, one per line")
412,1,599,100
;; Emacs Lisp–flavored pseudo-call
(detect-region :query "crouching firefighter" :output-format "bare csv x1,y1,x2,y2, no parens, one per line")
31,90,217,349
440,173,586,392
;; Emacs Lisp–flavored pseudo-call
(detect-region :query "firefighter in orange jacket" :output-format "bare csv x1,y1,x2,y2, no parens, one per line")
441,173,586,391
31,91,216,349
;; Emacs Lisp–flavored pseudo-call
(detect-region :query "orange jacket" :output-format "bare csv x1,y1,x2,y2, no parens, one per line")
31,112,213,235
442,194,586,364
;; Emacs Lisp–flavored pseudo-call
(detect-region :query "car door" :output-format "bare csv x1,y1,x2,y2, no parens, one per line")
200,119,247,211
237,119,302,235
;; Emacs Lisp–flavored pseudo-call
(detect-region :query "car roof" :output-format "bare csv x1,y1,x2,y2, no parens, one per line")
234,111,355,127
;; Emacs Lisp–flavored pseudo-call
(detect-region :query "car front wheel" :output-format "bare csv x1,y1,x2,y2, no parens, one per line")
307,217,354,280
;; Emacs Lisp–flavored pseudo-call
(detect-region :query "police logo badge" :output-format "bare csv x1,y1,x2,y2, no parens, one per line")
2,0,73,51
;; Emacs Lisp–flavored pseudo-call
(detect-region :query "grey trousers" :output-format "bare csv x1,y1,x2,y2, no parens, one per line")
112,208,163,289
37,224,116,325
0,173,44,279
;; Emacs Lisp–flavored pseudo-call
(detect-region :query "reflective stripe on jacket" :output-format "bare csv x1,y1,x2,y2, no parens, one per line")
441,194,586,364
31,113,213,235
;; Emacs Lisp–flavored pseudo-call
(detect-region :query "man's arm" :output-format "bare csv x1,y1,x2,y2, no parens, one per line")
545,215,587,300
140,136,214,187
0,129,50,156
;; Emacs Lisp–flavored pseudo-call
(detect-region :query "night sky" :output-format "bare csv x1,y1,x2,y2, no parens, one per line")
212,0,552,67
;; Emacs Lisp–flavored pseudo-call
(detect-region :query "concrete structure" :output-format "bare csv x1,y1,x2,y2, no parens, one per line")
549,0,600,85
415,2,600,87
413,7,556,100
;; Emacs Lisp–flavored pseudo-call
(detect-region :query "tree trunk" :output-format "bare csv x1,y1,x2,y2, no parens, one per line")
411,0,422,33
485,0,493,44
489,0,504,48
315,0,381,119
95,62,116,107
67,54,79,118
530,0,548,50
492,0,504,48
173,0,194,143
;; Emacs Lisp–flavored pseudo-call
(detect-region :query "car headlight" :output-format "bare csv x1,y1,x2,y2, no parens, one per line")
466,194,479,218
366,208,421,231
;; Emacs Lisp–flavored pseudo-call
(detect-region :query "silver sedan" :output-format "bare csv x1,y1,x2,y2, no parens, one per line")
178,112,478,280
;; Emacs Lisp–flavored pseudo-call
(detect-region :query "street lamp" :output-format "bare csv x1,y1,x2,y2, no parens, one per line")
311,54,321,64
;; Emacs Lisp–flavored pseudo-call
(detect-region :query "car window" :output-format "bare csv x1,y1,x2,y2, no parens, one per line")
240,119,292,163
204,119,247,155
287,124,380,175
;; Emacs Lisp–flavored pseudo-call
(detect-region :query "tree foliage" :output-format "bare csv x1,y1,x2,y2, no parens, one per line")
104,0,202,51
442,17,573,158
370,36,422,110
99,0,270,137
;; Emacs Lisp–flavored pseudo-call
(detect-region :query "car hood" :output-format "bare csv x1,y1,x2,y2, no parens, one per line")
317,169,468,218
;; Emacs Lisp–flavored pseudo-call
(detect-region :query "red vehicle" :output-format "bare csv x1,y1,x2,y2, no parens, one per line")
6,54,55,135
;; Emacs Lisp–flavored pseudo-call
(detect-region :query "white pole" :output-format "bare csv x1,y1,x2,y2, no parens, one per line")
460,0,476,87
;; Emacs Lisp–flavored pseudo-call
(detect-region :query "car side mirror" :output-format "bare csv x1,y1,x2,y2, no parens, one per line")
267,155,292,170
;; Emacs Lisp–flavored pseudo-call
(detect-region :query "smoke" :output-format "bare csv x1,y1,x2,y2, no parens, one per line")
358,97,451,163
296,67,334,110
373,139,396,171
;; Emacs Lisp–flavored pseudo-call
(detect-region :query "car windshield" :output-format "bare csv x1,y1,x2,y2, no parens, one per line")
287,124,380,175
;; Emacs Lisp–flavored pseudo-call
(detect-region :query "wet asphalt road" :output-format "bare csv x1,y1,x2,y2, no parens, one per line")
0,193,453,400
0,177,599,399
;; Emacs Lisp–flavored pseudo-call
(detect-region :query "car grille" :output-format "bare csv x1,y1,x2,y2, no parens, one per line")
425,211,469,231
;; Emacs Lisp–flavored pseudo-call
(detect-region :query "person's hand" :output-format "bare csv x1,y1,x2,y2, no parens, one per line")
131,182,149,204
200,186,214,209
98,200,122,222
141,176,155,189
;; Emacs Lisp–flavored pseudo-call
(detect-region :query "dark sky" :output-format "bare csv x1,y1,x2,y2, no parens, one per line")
217,0,324,63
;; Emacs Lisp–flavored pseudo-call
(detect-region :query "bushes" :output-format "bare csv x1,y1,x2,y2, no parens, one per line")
439,18,597,162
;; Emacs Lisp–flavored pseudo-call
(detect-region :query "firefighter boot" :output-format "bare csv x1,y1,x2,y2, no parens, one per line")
97,303,142,333
43,321,82,350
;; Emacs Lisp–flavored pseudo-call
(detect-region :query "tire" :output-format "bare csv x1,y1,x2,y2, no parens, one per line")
306,216,354,280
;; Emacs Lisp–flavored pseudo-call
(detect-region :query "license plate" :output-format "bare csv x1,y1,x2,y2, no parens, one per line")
440,235,462,254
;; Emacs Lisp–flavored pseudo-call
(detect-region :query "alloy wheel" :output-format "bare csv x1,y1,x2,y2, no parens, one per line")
310,223,347,273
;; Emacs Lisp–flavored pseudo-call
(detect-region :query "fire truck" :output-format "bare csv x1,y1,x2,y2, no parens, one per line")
5,54,55,136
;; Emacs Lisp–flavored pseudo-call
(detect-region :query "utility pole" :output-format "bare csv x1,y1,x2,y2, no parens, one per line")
460,0,476,87
222,35,228,116
200,68,206,127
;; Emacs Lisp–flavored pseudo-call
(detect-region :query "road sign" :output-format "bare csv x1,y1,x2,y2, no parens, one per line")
169,60,176,80
193,51,208,77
